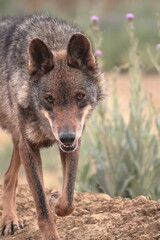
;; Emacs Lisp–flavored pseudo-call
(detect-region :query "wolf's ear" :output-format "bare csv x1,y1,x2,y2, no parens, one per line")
28,38,54,76
67,33,96,71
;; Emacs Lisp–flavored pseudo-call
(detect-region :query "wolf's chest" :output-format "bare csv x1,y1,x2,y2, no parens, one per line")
25,121,56,147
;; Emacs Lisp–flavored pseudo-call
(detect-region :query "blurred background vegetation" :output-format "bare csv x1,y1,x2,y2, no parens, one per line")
0,0,160,72
0,0,160,200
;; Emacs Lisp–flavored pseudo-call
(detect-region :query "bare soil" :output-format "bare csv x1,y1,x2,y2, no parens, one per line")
0,185,160,240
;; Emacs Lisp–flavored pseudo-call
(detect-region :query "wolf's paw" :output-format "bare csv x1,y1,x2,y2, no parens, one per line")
54,198,75,217
49,190,75,217
0,214,24,236
40,216,61,240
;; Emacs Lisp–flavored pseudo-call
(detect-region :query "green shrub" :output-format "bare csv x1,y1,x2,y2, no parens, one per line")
77,15,160,200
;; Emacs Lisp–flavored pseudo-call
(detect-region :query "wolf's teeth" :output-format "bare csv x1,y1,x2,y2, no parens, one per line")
59,142,77,152
62,144,74,148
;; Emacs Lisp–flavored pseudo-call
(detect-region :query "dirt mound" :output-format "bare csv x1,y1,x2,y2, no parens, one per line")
0,185,160,240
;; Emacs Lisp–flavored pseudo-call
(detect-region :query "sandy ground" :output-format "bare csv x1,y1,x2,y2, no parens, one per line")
0,185,160,240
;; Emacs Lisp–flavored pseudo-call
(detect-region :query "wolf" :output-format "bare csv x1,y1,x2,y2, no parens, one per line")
0,14,104,240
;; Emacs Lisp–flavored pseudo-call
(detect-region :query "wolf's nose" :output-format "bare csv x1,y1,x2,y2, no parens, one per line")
59,132,76,144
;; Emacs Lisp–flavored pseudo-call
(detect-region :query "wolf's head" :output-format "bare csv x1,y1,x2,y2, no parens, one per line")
28,33,105,152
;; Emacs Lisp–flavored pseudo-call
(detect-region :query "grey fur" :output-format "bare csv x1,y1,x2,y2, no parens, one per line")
0,13,105,239
0,13,104,147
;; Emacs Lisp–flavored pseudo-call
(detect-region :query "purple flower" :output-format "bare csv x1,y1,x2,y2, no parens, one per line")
90,16,99,22
156,44,160,50
95,50,102,56
125,13,135,20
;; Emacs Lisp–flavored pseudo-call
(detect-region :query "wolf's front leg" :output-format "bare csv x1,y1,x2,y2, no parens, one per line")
19,140,60,240
0,137,24,236
50,141,80,217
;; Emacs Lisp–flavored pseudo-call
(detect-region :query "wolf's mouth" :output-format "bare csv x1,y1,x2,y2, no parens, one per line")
59,142,77,153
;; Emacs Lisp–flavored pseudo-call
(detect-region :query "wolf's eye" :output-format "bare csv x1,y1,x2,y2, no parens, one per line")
76,93,85,101
45,95,54,104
